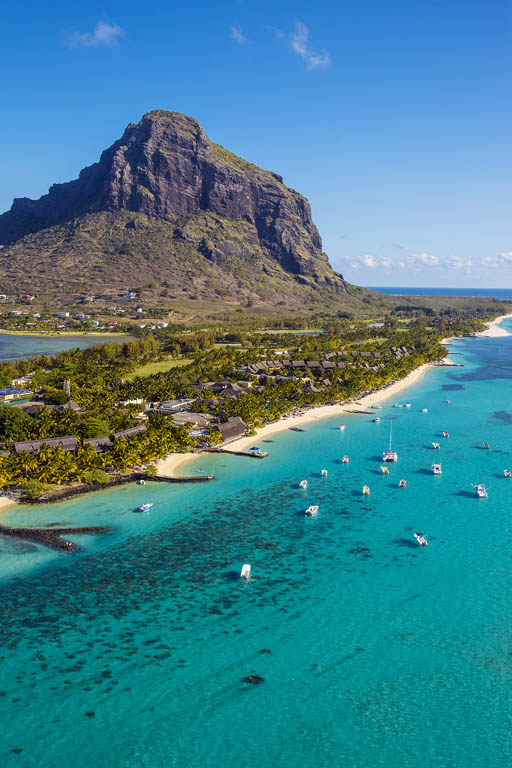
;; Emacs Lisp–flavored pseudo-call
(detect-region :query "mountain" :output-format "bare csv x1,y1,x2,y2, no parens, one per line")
0,110,371,316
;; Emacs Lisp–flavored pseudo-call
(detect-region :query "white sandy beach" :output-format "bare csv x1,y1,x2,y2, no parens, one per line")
156,361,438,476
474,313,512,338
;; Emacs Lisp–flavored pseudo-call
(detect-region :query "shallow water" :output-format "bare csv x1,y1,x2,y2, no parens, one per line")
2,325,512,766
0,333,132,362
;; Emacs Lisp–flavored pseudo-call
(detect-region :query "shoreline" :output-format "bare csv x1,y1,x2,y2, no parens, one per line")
155,360,441,476
0,330,134,339
474,313,512,338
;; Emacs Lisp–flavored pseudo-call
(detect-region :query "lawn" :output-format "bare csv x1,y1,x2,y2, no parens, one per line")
125,357,193,380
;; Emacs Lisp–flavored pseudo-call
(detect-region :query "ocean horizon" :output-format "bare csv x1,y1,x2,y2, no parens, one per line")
367,286,512,299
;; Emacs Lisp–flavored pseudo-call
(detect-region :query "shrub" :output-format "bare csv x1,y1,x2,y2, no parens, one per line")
21,479,47,500
83,469,109,485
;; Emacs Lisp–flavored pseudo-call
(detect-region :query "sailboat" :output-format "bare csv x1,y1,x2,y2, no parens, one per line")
382,422,398,462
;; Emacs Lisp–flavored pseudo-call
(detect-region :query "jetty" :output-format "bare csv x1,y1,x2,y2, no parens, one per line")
147,473,214,484
0,524,110,552
202,448,268,459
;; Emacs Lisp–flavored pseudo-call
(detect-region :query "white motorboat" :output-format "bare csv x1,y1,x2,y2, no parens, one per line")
421,408,428,413
414,532,428,546
399,479,406,488
473,483,488,498
442,431,449,438
139,503,153,513
339,424,345,431
483,442,491,450
382,423,398,462
445,399,451,404
432,442,440,449
372,404,383,409
380,465,389,474
305,505,319,516
342,455,349,464
321,469,328,477
240,563,251,579
404,403,411,408
137,479,145,485
504,470,511,478
362,485,370,495
432,463,442,475
393,403,403,408
299,479,308,489
373,417,380,423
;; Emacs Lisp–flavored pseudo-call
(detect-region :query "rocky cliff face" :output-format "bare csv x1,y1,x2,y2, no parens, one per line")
0,110,339,284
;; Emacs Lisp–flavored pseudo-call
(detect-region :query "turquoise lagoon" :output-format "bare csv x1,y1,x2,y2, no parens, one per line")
2,325,512,766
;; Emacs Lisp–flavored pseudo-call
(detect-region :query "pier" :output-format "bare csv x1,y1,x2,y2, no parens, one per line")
146,473,214,483
201,448,268,458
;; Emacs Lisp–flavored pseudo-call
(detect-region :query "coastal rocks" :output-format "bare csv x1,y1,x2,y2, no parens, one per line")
243,674,265,685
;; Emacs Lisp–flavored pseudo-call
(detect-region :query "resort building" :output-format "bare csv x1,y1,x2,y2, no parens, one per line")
0,387,32,402
218,416,248,444
13,436,78,455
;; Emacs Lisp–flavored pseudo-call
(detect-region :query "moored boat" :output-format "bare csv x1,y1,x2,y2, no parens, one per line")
382,422,398,462
504,470,511,478
421,408,428,413
137,479,145,485
432,442,440,449
399,479,406,488
373,417,381,423
483,442,491,450
138,503,153,513
362,485,370,495
299,479,308,489
473,483,488,498
414,532,428,546
305,505,319,516
339,424,345,431
372,404,383,409
342,455,349,464
321,469,328,477
405,403,411,408
380,465,389,474
240,563,251,579
432,463,442,474
442,431,449,438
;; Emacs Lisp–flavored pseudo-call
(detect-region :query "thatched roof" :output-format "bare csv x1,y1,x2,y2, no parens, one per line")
113,425,147,440
13,436,78,454
218,416,248,443
83,436,113,452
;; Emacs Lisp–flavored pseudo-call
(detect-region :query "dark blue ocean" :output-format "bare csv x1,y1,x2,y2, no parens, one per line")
367,286,512,299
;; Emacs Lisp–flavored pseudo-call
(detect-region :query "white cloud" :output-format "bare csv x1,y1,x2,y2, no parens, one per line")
448,255,472,270
289,21,331,70
229,25,247,44
70,21,125,48
408,252,439,266
349,254,393,269
267,25,286,40
483,252,512,268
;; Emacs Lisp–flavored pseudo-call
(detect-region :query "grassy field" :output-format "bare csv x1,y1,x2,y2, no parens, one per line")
125,357,193,380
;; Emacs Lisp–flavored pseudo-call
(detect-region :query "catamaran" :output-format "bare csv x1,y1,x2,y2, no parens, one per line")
382,423,398,462
139,503,153,513
305,505,319,516
299,479,308,489
473,483,488,498
414,532,428,546
432,463,442,475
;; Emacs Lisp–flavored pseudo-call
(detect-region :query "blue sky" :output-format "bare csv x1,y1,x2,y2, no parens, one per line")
1,0,510,287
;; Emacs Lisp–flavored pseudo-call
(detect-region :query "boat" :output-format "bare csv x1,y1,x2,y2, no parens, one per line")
504,470,511,478
289,426,305,432
442,431,449,438
373,417,380,423
362,485,370,495
380,465,389,474
399,479,406,488
393,403,403,408
382,422,398,462
414,532,428,546
432,442,440,449
473,483,488,498
299,479,308,489
483,443,491,450
321,469,328,477
432,463,442,474
305,505,319,516
372,404,383,409
137,479,145,485
339,424,345,431
240,563,251,579
404,403,411,408
445,399,451,404
342,455,349,464
138,503,153,513
421,408,428,413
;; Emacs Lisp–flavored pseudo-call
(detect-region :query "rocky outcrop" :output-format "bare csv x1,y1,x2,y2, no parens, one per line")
0,110,340,284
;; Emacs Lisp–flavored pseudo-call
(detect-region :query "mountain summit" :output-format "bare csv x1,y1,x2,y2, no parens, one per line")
0,110,362,313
